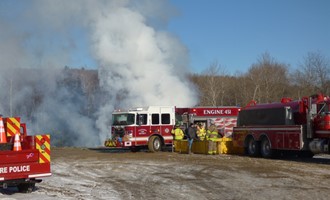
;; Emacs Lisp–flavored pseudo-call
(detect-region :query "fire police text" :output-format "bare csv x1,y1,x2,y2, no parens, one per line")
0,165,31,174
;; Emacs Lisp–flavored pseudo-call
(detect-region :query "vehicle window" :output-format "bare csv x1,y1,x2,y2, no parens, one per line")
137,114,148,125
112,114,135,125
127,114,135,125
317,103,328,114
161,113,170,124
152,114,159,124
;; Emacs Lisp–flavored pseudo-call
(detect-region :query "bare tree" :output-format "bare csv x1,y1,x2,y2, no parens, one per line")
78,69,99,117
229,71,252,107
245,53,290,103
292,51,330,97
199,61,228,106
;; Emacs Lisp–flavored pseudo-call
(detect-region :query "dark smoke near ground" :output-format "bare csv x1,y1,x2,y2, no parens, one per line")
0,0,198,147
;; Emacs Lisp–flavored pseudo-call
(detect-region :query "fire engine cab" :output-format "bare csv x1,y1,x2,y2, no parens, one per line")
104,106,240,152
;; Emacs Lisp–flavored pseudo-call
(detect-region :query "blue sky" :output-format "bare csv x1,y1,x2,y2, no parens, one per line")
168,0,330,74
0,0,329,75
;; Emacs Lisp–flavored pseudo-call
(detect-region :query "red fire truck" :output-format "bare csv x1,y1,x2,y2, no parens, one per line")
232,94,330,158
104,106,240,152
0,116,51,193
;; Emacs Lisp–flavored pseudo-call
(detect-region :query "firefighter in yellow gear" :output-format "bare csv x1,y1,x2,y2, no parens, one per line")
171,124,184,152
197,123,206,141
206,122,218,155
171,125,184,140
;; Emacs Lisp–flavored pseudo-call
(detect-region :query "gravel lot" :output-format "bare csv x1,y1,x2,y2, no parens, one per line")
1,147,330,200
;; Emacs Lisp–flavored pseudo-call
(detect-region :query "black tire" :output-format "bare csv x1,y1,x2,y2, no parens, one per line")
246,137,260,157
260,138,273,158
17,183,35,193
148,136,162,152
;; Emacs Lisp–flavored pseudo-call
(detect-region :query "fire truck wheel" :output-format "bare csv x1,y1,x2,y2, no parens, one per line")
148,136,162,152
17,182,35,193
260,138,272,158
246,137,260,157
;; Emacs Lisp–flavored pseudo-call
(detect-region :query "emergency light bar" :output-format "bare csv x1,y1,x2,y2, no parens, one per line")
129,108,143,111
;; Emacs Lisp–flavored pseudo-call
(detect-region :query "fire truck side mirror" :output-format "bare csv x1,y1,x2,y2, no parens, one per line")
310,104,317,115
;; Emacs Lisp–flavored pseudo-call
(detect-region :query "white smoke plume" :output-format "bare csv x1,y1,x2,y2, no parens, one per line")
0,0,198,147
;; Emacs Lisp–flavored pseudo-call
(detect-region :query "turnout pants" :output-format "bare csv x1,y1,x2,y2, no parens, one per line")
208,140,217,155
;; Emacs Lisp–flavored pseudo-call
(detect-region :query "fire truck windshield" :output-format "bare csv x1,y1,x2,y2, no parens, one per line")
112,114,135,125
317,103,330,114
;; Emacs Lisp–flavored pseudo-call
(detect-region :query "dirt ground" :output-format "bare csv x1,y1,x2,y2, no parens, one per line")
1,147,330,200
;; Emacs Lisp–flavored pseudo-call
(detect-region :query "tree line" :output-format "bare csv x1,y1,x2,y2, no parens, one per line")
192,51,330,107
